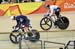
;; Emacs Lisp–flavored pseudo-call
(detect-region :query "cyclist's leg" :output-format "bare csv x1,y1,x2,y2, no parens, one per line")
23,27,29,37
55,7,61,19
22,21,30,37
54,8,61,27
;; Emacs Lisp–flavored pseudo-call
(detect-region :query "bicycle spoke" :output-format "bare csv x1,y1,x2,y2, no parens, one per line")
41,23,46,25
40,17,52,30
47,23,51,26
15,37,17,42
44,18,47,22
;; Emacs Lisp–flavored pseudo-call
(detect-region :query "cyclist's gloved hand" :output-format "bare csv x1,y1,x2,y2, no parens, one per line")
44,14,49,17
47,14,49,16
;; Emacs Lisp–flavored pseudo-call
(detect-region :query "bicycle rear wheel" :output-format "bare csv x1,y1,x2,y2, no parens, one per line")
28,29,40,42
58,16,69,30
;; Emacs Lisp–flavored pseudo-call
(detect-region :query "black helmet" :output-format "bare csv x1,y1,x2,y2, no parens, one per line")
45,4,50,9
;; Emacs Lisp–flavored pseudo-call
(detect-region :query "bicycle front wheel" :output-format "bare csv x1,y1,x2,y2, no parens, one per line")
9,32,22,44
40,17,52,31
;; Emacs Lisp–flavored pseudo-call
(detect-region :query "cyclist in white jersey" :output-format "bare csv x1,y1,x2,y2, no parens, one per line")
45,4,61,27
45,4,61,19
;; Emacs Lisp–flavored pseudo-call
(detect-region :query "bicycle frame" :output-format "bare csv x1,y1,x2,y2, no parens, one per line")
49,15,63,23
45,15,57,24
12,24,32,32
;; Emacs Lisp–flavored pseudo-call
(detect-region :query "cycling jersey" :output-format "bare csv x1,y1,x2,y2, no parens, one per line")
15,15,30,27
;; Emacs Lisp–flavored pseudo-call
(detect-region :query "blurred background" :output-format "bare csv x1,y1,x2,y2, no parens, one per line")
0,0,56,4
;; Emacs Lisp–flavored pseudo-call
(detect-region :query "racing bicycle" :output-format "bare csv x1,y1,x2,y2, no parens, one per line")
9,25,40,44
40,15,69,31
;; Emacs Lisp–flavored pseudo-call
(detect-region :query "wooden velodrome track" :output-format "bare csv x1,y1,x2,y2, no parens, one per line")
0,11,75,49
0,11,75,32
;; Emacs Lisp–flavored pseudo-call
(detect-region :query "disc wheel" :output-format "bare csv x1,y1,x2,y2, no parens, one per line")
58,16,69,30
28,30,40,42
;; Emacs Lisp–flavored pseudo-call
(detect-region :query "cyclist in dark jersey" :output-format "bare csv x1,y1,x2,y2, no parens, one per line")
10,15,30,37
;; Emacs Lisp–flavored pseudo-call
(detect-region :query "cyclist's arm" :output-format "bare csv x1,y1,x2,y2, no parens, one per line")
15,20,21,27
45,10,50,17
49,8,54,16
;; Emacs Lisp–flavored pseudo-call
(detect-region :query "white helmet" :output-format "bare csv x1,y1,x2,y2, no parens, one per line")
45,4,50,9
10,16,15,20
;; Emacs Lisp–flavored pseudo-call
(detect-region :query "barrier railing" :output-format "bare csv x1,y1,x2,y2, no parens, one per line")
64,40,75,49
0,32,75,49
44,40,75,49
44,41,65,49
19,36,43,49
